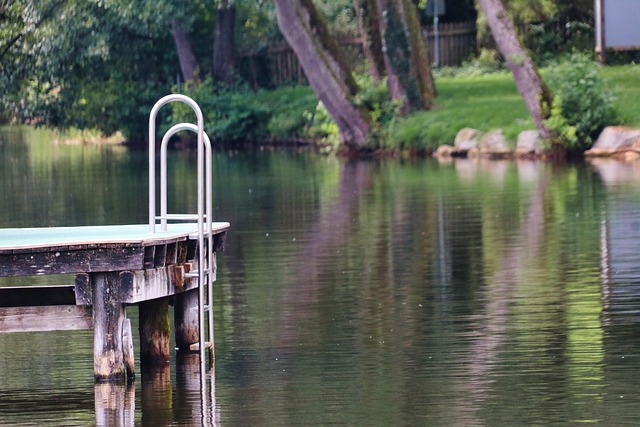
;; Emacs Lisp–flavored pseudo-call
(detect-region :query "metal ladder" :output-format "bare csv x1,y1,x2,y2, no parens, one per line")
148,94,215,370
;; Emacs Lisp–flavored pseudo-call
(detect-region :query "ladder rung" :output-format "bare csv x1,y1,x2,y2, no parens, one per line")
184,269,209,278
189,342,213,351
156,214,207,221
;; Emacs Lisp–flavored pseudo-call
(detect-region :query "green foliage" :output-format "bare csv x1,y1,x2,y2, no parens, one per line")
476,0,594,64
434,49,504,78
543,53,618,151
306,102,340,146
351,73,402,148
257,85,318,138
174,78,269,142
174,79,321,142
1,0,176,139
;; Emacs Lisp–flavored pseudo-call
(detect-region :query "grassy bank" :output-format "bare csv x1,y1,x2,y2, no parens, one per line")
389,72,533,152
600,65,640,127
389,63,640,152
21,64,637,151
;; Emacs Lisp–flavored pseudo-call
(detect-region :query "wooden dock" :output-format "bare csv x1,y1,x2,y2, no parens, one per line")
0,222,229,381
0,94,229,382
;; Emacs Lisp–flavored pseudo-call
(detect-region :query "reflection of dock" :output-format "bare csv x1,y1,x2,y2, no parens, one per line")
0,95,229,382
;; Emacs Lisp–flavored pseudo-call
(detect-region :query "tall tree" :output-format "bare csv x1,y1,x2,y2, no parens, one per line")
374,0,436,114
172,18,200,83
274,0,371,150
477,0,553,138
212,0,236,84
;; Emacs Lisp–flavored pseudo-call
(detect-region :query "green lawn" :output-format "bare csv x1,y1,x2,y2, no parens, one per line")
600,64,640,127
389,63,640,151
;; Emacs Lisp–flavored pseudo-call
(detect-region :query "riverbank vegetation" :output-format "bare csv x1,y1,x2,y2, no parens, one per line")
1,0,637,156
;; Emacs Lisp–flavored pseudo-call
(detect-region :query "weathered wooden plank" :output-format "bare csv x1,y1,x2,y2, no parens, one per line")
75,273,92,305
166,242,178,265
213,231,227,252
0,246,145,278
0,305,93,332
0,285,77,307
153,244,167,268
118,267,198,304
143,246,156,269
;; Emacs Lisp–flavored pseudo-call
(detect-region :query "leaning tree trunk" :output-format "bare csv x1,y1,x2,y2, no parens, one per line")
400,0,436,107
375,0,410,114
172,19,200,83
354,0,386,81
212,5,236,85
274,0,371,150
376,0,436,114
477,0,553,138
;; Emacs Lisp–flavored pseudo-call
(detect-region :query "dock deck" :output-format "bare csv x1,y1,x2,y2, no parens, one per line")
0,223,230,251
0,222,230,277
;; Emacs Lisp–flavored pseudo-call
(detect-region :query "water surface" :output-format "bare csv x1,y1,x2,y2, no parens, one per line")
2,127,640,425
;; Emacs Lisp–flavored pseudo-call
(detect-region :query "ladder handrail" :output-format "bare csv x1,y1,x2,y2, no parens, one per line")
159,122,213,235
148,94,213,371
148,94,205,235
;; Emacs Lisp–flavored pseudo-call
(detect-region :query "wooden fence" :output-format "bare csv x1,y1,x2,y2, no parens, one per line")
237,21,476,88
424,21,477,67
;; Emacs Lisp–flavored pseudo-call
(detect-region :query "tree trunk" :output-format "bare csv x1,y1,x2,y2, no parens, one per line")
171,19,199,83
212,6,236,85
354,0,385,81
400,0,436,107
375,0,409,114
376,0,436,114
477,0,553,138
274,0,371,150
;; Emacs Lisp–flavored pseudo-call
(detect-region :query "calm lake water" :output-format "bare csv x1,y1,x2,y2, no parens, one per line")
2,126,640,425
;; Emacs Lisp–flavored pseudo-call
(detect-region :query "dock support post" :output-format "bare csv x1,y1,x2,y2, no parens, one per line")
122,318,135,379
139,299,171,364
93,272,127,382
175,288,199,351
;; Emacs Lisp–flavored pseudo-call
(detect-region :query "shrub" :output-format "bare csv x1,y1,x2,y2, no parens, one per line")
350,73,403,148
543,53,618,152
173,78,270,142
173,80,321,142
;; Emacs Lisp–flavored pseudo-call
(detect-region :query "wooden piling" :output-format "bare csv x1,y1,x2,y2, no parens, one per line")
122,318,135,380
92,272,127,382
174,288,200,351
139,299,171,364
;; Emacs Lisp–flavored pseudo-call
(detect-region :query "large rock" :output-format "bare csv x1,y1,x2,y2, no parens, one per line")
585,126,640,157
478,129,512,158
435,144,455,158
515,130,545,156
453,128,482,155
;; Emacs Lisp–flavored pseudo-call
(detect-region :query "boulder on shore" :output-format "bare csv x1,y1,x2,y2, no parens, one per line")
478,129,511,159
585,126,640,158
515,130,545,157
453,128,482,155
